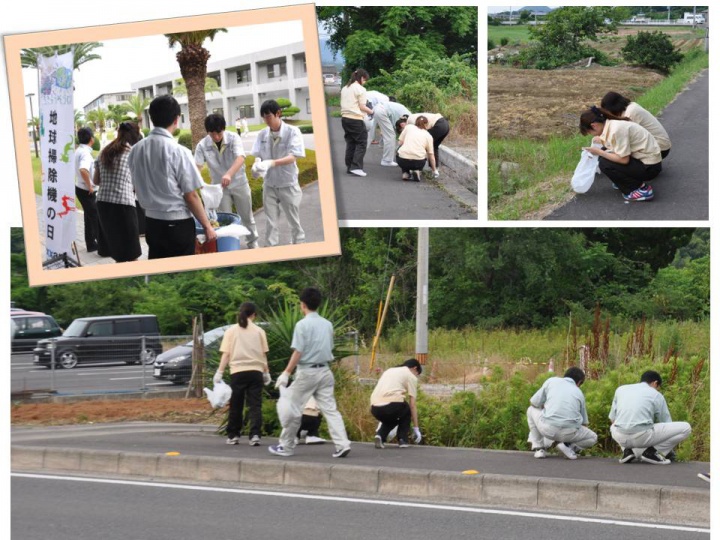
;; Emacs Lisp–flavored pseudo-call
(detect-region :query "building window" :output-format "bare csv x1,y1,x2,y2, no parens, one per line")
212,107,224,117
236,68,251,84
238,105,255,118
306,98,311,114
302,57,307,74
267,62,287,79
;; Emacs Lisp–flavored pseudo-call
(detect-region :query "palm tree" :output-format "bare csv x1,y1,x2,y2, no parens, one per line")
172,77,222,97
20,42,103,70
165,29,227,150
85,108,108,136
125,94,151,128
74,109,85,131
107,103,131,128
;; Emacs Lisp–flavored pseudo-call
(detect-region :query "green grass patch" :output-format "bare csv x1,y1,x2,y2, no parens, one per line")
488,48,708,220
488,25,531,45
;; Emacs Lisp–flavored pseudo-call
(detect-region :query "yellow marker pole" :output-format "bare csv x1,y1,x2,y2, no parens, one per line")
369,275,396,371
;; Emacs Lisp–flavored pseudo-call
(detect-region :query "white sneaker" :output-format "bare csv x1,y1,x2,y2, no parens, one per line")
374,434,385,449
349,169,367,177
332,446,351,458
381,160,398,167
556,442,578,460
305,435,326,445
226,436,240,445
533,448,547,459
249,435,261,446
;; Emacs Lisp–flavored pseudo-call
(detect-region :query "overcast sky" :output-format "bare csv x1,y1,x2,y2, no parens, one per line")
20,20,304,114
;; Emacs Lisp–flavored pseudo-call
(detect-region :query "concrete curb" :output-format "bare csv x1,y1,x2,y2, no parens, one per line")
437,146,478,211
12,445,708,527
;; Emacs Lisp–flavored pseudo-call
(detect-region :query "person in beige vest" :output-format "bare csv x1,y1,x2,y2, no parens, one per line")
601,92,671,159
214,302,271,446
371,358,423,448
395,116,438,182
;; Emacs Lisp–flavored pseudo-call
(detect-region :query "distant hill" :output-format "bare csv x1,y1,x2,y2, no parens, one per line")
517,6,553,14
319,37,343,67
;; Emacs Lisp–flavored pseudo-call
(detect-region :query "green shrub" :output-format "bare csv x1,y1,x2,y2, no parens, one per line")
500,37,509,47
172,128,182,137
298,124,314,134
177,132,192,150
142,128,150,138
622,31,684,73
282,106,301,119
92,138,101,151
513,43,611,70
488,39,496,50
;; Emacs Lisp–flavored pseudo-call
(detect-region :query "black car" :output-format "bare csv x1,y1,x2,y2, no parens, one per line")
153,325,231,385
11,311,63,353
33,314,162,369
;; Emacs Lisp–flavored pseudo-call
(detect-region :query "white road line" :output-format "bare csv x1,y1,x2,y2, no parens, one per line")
10,473,710,534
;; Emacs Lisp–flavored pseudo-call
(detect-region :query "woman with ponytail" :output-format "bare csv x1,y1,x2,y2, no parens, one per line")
93,121,143,261
340,68,373,176
215,302,271,446
396,115,438,182
601,91,671,159
579,105,662,202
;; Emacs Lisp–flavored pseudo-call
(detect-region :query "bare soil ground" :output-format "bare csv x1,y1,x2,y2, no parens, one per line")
489,65,664,140
488,27,703,141
11,398,218,427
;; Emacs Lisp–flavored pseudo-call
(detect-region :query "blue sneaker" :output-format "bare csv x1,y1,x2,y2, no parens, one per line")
623,184,654,201
268,444,293,457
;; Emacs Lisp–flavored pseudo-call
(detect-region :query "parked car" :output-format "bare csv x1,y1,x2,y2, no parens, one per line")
323,73,337,85
153,325,231,385
11,311,63,353
33,314,161,369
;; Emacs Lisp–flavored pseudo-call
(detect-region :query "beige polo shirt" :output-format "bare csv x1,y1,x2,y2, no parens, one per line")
371,366,418,406
219,321,269,374
600,119,662,165
398,124,434,160
407,113,443,129
625,102,671,152
340,82,367,120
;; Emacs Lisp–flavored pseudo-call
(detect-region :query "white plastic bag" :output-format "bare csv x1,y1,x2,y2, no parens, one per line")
203,380,232,409
571,149,599,194
200,184,224,210
377,421,398,441
277,386,301,427
215,223,251,239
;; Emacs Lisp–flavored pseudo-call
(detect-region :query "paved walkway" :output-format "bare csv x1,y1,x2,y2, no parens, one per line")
547,69,709,221
329,118,477,220
11,422,709,526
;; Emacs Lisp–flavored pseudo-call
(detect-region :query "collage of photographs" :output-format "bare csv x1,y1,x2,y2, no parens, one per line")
3,3,714,539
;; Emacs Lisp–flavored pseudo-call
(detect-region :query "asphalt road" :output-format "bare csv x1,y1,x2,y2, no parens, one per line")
11,474,709,540
329,117,476,221
11,353,178,395
547,69,709,221
11,423,709,490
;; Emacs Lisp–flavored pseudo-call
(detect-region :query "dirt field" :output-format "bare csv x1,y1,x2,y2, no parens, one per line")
489,65,664,140
488,26,703,141
11,398,218,427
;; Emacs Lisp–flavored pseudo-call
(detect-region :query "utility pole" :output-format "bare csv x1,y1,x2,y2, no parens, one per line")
416,228,429,365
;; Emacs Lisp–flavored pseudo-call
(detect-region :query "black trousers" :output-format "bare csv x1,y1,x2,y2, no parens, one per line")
599,156,661,195
75,187,99,251
428,118,450,167
145,216,195,259
341,117,368,171
661,148,670,159
227,370,264,439
396,155,427,175
371,402,411,443
298,414,321,437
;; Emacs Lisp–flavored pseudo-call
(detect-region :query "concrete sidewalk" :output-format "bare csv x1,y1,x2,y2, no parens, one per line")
11,422,709,527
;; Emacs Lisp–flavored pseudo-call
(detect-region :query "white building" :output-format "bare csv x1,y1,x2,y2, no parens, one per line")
82,91,134,115
131,41,310,129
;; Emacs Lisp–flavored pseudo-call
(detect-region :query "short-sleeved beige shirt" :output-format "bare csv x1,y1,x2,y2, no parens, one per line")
398,124,434,160
219,321,269,374
600,120,662,165
625,102,671,152
370,366,418,406
340,82,367,120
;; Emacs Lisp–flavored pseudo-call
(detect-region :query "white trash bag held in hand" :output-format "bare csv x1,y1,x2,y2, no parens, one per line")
571,149,599,194
200,184,224,222
204,379,232,409
276,386,301,427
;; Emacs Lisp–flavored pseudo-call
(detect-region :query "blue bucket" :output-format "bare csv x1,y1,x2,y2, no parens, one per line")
194,212,243,251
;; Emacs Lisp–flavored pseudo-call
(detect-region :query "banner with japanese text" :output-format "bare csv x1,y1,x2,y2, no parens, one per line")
38,50,76,261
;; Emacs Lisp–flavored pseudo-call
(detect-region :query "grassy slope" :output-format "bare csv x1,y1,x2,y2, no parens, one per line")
488,49,708,220
488,25,532,44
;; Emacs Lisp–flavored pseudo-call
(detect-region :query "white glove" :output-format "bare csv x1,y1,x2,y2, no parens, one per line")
263,372,272,386
413,426,422,444
251,158,263,179
275,371,290,389
213,371,223,385
433,170,440,178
